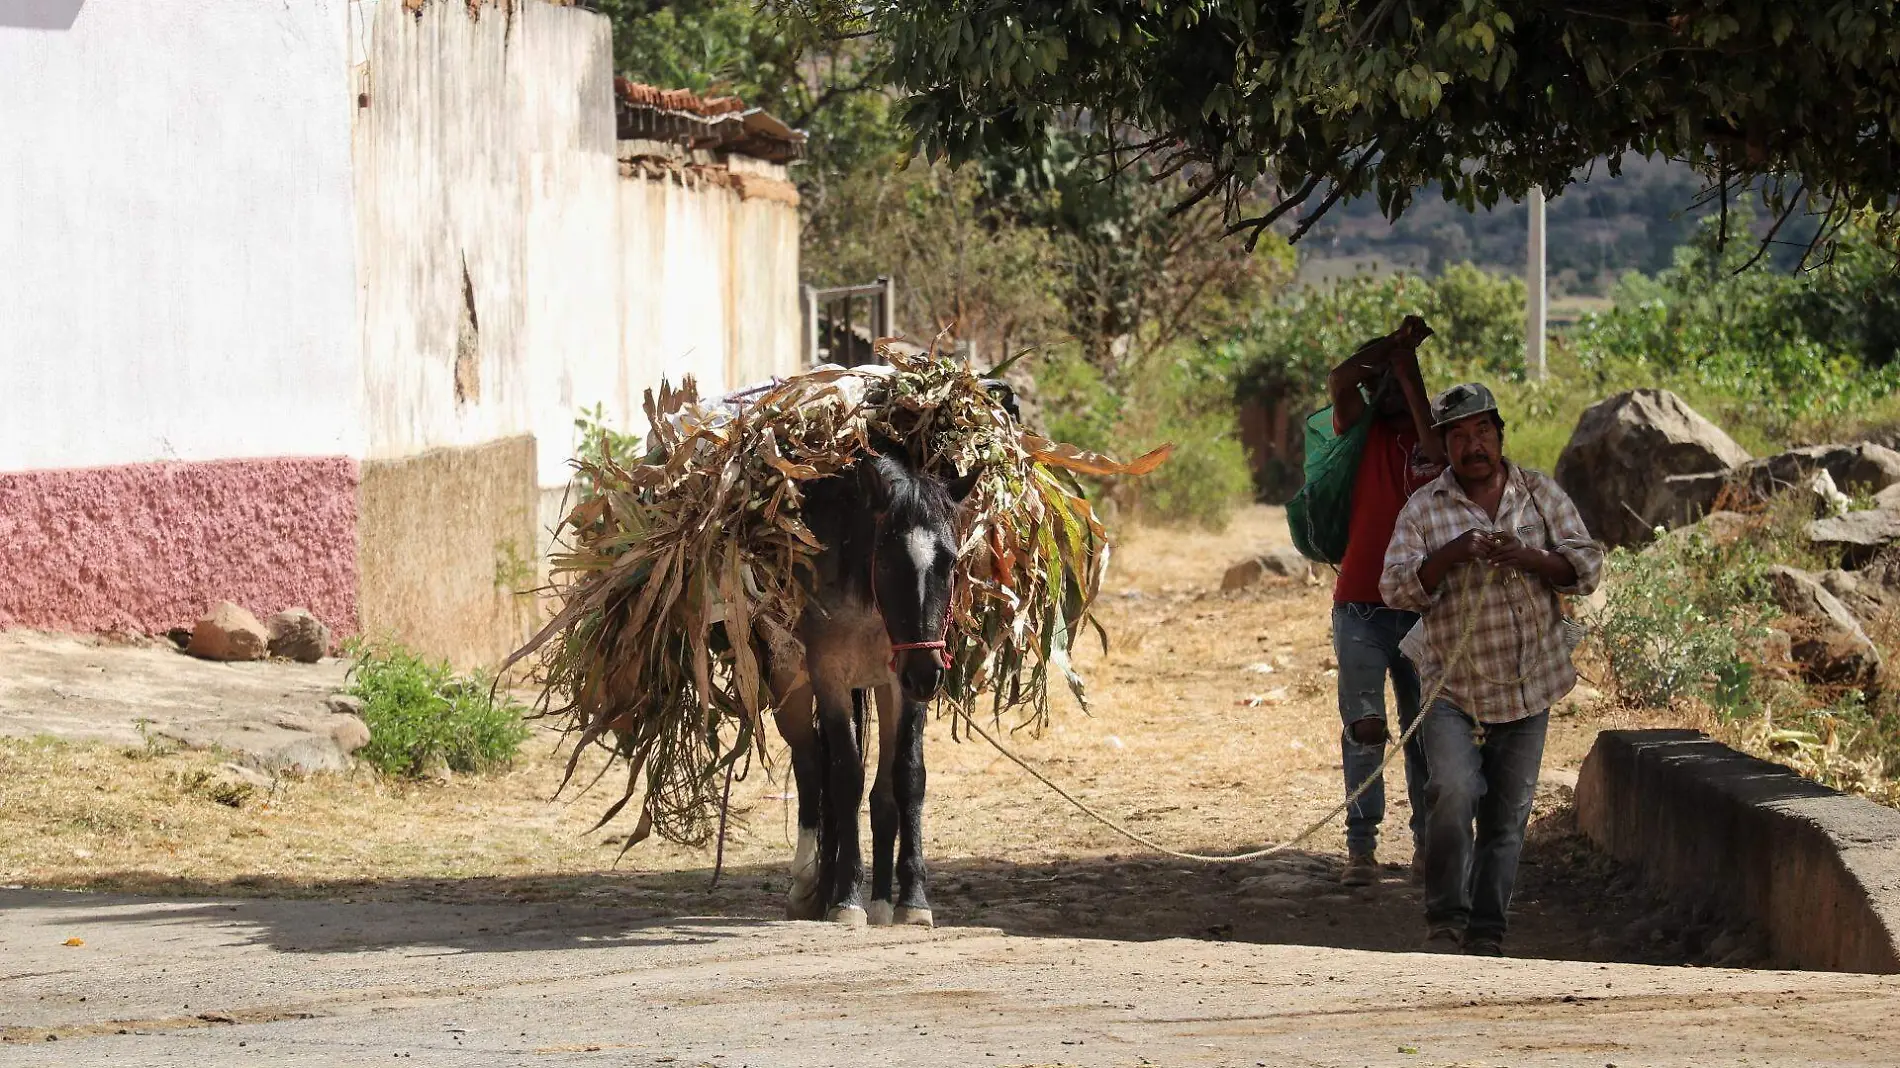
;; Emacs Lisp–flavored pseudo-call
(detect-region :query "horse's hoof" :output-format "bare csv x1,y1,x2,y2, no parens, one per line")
893,906,935,928
785,891,824,922
825,904,868,926
866,901,894,926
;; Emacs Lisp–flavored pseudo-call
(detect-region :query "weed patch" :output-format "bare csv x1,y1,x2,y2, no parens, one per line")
1586,492,1900,804
345,642,531,778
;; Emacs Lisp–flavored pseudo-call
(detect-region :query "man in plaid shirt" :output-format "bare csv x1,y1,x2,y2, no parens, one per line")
1380,383,1602,956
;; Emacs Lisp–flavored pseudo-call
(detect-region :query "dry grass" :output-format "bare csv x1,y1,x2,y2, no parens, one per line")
0,505,1692,904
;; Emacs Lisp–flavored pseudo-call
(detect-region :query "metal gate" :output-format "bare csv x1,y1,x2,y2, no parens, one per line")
802,276,895,367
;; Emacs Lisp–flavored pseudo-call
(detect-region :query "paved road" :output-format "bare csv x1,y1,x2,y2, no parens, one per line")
3,889,1897,1067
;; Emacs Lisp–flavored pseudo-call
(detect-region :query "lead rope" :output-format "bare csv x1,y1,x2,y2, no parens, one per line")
959,564,1504,864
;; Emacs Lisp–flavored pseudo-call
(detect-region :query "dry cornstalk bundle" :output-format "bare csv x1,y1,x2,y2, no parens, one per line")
503,343,1169,848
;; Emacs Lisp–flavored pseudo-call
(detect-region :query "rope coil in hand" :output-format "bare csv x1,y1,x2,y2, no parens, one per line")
962,564,1508,864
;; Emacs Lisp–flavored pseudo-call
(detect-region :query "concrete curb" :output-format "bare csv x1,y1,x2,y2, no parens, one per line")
1577,728,1900,973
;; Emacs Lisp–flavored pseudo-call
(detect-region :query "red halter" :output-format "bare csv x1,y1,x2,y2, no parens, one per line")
868,525,954,672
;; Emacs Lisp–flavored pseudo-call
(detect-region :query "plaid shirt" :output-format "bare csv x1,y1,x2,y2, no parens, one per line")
1380,463,1603,724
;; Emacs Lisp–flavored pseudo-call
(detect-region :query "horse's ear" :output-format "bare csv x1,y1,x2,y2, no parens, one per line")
858,452,897,510
947,468,981,504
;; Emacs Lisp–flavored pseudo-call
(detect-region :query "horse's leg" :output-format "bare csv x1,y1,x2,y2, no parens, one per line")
867,684,900,925
816,684,867,924
771,682,824,921
890,690,932,927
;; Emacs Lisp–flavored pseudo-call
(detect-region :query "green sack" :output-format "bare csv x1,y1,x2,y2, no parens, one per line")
1286,400,1379,565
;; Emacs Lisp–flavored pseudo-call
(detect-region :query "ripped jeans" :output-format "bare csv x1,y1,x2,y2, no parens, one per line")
1331,603,1428,857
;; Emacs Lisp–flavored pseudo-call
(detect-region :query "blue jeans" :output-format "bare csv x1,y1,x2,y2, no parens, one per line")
1331,603,1428,856
1417,700,1549,941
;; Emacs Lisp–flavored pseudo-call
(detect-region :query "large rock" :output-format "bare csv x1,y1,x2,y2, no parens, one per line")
1764,566,1882,686
267,608,331,663
1809,508,1900,561
1555,390,1751,548
185,601,270,662
1222,547,1316,591
1739,443,1900,503
1820,570,1895,629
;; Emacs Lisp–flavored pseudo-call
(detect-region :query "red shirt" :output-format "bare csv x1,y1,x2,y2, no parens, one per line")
1334,418,1440,604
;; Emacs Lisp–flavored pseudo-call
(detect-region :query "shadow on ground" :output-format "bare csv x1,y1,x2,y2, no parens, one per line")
2,796,1763,968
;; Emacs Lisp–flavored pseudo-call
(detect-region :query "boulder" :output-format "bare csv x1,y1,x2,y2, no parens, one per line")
1649,509,1753,554
266,608,331,664
1555,390,1751,548
1763,566,1882,686
328,713,372,755
184,602,269,662
1221,546,1316,591
1820,570,1895,628
1750,627,1795,676
1740,443,1900,502
1808,508,1900,561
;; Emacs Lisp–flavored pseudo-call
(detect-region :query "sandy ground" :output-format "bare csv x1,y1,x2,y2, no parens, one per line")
0,506,1709,967
0,630,359,769
4,889,1896,1067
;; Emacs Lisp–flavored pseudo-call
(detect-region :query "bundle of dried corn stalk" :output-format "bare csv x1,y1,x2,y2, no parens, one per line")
503,344,1169,848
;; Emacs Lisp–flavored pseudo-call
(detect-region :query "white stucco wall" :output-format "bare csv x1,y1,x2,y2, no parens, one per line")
0,0,363,472
352,0,620,488
613,161,803,440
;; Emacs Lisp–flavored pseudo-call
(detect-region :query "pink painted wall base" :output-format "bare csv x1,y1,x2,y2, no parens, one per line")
0,457,360,640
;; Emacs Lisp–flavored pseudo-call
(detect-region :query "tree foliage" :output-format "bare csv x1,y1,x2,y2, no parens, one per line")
868,1,1900,255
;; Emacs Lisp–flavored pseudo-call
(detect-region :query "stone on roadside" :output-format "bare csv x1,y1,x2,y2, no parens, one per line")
1739,442,1900,503
1750,627,1795,676
1221,546,1316,591
1763,566,1882,686
1554,389,1751,548
328,713,372,755
217,762,274,791
1820,570,1894,628
1649,510,1753,554
266,608,331,663
1808,508,1900,560
184,602,270,662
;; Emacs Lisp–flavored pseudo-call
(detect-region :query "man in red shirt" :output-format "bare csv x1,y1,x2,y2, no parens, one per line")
1326,316,1444,886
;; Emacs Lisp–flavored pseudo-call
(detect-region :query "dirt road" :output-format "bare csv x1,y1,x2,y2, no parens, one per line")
4,888,1895,1067
0,506,1824,1064
0,507,1710,965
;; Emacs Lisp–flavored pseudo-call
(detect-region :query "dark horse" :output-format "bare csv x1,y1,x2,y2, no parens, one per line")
766,443,975,925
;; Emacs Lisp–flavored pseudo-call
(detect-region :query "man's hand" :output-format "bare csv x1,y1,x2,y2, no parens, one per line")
1480,533,1579,588
1419,528,1490,592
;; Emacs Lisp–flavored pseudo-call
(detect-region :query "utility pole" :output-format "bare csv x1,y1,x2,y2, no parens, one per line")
1527,185,1547,379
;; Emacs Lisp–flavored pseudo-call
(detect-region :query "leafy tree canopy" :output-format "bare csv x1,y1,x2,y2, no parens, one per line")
861,1,1900,256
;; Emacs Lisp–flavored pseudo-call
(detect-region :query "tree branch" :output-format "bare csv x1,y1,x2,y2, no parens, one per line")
1225,173,1324,250
792,68,883,127
1166,167,1230,219
1734,181,1805,274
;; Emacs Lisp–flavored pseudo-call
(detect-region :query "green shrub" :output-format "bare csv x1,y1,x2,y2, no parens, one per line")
1138,400,1255,531
1036,342,1255,531
1587,527,1774,712
346,642,532,778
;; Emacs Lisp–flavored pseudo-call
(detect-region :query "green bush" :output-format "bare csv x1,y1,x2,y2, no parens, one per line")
1569,210,1900,445
346,642,532,778
1587,528,1775,712
1138,391,1256,531
1036,344,1254,531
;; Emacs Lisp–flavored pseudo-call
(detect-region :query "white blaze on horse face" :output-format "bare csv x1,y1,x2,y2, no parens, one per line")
904,527,937,608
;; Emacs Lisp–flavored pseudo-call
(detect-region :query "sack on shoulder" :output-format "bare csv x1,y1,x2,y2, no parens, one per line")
1286,380,1390,565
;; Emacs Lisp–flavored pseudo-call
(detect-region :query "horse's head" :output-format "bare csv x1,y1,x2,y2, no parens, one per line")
860,449,977,701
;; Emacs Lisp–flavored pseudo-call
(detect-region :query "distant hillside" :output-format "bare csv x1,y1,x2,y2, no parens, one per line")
1298,155,1712,296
